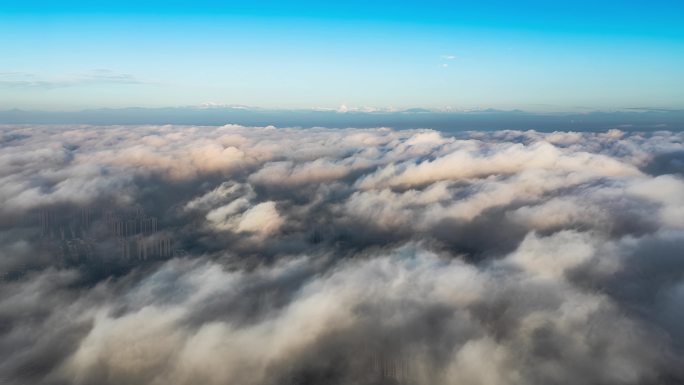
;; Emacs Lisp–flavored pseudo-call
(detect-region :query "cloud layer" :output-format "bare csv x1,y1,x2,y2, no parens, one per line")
1,124,684,384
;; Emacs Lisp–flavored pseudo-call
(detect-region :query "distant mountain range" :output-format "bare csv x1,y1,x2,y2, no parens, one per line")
2,107,683,132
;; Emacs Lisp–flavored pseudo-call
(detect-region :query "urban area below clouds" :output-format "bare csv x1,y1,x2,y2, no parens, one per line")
1,124,684,384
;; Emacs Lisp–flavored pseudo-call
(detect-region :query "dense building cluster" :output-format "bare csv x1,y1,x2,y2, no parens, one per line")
1,124,684,384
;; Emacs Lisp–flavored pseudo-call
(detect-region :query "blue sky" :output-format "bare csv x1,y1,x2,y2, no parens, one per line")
1,0,683,111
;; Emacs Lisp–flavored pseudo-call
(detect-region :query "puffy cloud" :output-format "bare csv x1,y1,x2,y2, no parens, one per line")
235,201,284,235
506,231,596,279
1,124,684,384
356,140,640,190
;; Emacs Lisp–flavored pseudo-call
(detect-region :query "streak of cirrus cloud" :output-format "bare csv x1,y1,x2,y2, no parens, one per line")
1,124,684,384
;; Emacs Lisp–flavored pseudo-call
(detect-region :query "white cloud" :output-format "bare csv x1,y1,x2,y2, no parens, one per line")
1,125,684,384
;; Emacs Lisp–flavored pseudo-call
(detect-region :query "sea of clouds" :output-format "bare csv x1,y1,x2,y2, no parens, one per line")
1,124,684,385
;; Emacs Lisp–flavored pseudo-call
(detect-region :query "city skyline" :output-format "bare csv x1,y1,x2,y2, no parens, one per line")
3,3,684,385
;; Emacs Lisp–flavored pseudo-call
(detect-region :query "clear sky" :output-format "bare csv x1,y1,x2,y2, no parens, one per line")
1,0,683,111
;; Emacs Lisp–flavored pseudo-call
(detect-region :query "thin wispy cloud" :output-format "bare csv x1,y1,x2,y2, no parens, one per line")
440,55,457,69
0,70,147,89
1,1,683,384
